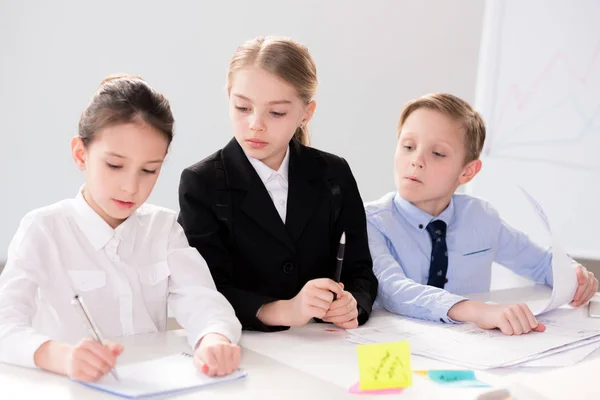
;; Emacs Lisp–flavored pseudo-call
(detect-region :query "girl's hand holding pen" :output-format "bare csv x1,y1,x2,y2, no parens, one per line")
322,282,359,329
66,338,123,382
288,278,344,325
33,339,122,381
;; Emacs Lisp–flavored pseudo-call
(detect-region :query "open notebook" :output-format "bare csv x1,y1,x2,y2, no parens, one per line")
76,353,247,399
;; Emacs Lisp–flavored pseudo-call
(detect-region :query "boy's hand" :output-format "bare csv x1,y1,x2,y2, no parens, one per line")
66,339,123,382
571,264,598,307
449,300,545,336
322,283,359,329
194,333,240,377
474,303,545,335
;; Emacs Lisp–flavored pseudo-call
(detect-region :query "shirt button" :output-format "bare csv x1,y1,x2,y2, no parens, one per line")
279,199,286,206
282,262,294,275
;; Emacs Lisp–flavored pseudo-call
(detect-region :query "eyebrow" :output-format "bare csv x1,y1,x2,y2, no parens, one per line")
232,93,292,105
105,152,164,164
400,133,454,146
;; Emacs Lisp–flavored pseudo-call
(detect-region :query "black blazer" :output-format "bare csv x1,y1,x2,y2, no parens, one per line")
178,138,377,331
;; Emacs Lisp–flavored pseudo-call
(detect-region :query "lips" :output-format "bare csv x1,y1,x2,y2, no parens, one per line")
113,199,135,209
246,138,268,149
405,176,422,183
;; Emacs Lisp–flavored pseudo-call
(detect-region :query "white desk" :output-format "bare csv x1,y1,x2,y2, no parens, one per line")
0,329,354,400
239,286,600,399
1,286,598,399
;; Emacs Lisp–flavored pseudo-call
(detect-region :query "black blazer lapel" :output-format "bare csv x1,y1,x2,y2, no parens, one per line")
221,138,295,252
285,139,322,243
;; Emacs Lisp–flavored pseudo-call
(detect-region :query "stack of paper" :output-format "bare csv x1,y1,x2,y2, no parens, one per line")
517,339,600,367
346,310,600,369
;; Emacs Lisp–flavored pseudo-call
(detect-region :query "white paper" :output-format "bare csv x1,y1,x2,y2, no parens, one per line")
518,187,578,315
518,186,552,233
518,340,600,367
346,309,600,369
78,353,247,398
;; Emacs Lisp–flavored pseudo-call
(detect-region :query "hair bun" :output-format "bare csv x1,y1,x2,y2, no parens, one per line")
99,73,144,86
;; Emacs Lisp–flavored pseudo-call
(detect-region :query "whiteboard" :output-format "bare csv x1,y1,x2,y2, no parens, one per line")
469,0,600,259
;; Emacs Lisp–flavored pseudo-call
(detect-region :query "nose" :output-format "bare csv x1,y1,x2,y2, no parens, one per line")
249,112,266,132
411,151,425,169
121,172,140,196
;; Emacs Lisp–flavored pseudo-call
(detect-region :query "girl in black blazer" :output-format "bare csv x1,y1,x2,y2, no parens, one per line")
178,36,377,332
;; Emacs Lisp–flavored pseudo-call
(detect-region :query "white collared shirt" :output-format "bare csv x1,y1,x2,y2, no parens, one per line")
0,189,241,368
246,147,290,223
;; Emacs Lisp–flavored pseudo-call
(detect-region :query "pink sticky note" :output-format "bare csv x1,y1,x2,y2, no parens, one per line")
348,382,404,395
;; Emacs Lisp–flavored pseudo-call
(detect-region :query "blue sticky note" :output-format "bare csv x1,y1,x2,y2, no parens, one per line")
426,370,490,388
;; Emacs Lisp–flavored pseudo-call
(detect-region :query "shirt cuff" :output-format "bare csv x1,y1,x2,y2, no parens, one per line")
436,293,469,324
255,305,264,318
192,323,242,350
9,333,53,368
245,298,289,332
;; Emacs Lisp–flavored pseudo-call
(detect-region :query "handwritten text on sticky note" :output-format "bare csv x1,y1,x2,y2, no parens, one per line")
356,341,412,390
426,370,490,387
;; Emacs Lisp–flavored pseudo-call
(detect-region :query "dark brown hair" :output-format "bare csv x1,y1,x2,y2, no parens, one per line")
78,74,174,147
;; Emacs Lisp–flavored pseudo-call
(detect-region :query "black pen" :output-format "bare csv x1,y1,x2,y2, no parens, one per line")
332,232,345,301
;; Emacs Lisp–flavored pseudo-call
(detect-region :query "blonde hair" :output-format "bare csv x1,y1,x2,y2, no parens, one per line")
226,36,318,146
397,93,486,163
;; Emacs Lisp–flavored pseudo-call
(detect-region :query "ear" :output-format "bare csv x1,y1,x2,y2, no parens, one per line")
458,159,482,185
300,100,317,126
71,136,87,172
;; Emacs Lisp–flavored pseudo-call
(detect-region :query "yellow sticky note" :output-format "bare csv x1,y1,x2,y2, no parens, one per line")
356,341,412,390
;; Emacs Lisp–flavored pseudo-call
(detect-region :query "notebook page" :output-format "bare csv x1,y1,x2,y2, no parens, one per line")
78,353,247,398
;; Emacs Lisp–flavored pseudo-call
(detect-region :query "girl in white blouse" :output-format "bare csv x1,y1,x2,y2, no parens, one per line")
0,74,242,382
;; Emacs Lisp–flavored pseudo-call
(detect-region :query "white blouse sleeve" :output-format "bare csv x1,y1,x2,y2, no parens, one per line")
0,216,52,368
166,220,241,348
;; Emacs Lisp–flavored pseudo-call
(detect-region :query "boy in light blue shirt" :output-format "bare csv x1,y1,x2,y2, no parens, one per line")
366,93,597,335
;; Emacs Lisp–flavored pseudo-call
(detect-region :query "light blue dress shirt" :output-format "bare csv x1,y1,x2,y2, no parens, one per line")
365,192,554,323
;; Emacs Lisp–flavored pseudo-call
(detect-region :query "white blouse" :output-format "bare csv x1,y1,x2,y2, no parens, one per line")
246,147,290,223
0,189,241,368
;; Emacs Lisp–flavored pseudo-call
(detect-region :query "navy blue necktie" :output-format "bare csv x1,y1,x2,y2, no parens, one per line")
426,220,448,288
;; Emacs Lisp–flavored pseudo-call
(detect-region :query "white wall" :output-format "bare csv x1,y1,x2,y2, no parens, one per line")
0,0,485,261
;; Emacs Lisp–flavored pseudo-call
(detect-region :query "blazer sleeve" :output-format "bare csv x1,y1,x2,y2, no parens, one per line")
335,158,378,325
177,166,288,332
